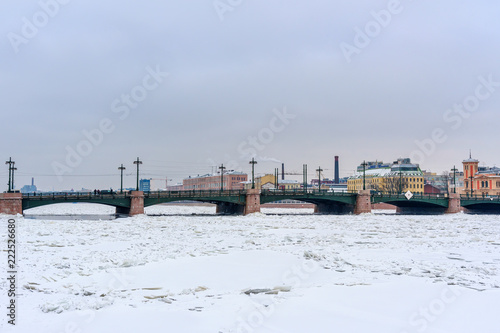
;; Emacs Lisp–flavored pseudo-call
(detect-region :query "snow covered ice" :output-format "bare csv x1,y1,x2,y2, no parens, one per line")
1,203,500,332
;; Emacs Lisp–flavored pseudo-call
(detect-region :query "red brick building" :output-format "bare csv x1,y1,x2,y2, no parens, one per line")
183,171,248,190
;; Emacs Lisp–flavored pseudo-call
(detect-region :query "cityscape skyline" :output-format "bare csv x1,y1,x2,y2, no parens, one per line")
6,152,496,192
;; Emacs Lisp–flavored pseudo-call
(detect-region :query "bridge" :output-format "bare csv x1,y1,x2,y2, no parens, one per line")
460,195,500,213
371,192,453,214
1,189,499,216
260,189,359,214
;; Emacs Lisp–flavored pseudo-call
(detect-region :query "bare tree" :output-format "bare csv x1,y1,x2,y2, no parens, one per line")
381,176,409,194
441,171,450,194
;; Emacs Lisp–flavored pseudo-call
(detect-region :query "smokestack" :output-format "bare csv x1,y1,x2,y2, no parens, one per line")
282,163,285,180
32,177,34,186
334,156,339,184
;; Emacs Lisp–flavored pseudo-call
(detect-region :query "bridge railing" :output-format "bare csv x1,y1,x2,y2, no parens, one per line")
143,189,247,198
371,192,449,200
260,189,357,196
22,192,127,200
22,190,247,201
460,194,500,201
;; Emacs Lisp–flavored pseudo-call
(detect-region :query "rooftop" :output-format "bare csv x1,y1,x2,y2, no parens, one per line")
185,171,247,180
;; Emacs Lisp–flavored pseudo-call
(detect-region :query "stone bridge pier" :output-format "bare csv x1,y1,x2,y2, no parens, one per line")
445,193,461,214
116,191,144,216
215,189,261,215
0,193,23,215
354,189,372,214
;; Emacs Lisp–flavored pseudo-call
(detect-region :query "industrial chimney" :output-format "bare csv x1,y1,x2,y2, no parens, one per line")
282,163,285,180
334,156,339,184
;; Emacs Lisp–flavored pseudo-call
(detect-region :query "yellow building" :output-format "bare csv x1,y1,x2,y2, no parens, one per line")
244,174,301,190
348,158,424,194
277,179,301,190
244,174,276,189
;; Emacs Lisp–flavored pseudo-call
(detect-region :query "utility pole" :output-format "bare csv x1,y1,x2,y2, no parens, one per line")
399,166,403,194
451,166,458,194
219,164,226,191
118,164,126,193
316,166,323,191
11,164,17,191
274,168,279,189
5,157,13,192
303,164,307,192
361,161,367,191
249,158,257,189
133,157,142,191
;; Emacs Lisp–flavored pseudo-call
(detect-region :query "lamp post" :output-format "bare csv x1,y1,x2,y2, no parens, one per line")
11,165,17,191
316,166,323,192
219,164,226,191
451,166,458,194
399,167,403,194
5,157,13,192
303,164,307,192
361,161,367,191
118,164,126,193
249,158,257,189
274,168,279,189
133,158,142,191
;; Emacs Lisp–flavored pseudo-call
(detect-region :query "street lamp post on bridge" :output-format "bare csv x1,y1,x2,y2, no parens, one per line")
219,164,226,191
118,164,126,193
361,160,367,191
5,157,14,192
303,164,307,192
11,165,17,191
133,158,142,191
316,166,323,191
249,158,257,189
451,166,458,194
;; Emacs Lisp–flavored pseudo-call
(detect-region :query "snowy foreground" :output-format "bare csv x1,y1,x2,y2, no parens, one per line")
1,204,500,333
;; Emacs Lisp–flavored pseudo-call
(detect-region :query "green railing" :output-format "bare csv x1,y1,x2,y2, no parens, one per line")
260,189,357,196
460,194,500,201
143,189,246,198
372,192,449,200
22,192,127,200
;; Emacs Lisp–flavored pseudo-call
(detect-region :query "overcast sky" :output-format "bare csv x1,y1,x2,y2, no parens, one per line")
1,0,499,190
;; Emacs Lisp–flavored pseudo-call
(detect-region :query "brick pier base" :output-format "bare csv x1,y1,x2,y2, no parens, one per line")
0,193,23,215
129,191,144,216
244,189,261,215
445,193,461,214
354,189,372,214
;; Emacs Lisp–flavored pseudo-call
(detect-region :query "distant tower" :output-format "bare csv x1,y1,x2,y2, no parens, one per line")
31,177,34,186
282,163,285,180
334,156,340,184
463,151,479,195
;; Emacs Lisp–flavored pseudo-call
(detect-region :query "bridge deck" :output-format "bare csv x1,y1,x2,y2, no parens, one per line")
260,189,358,205
371,192,450,207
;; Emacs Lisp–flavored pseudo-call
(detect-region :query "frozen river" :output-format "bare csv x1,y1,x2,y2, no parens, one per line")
1,204,499,332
